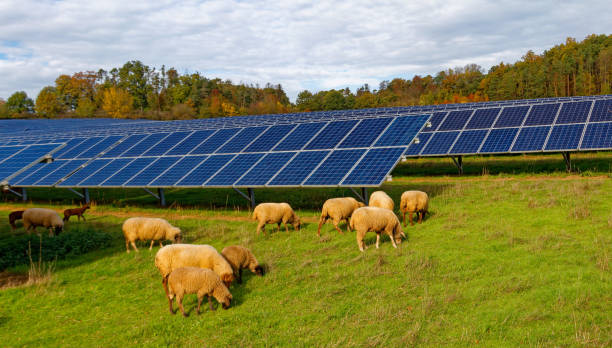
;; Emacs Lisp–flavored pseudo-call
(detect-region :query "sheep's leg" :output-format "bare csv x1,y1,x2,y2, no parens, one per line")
167,295,175,314
196,294,203,315
81,214,86,222
277,223,281,233
48,227,54,237
346,218,352,232
125,240,130,253
332,219,343,234
162,277,169,297
402,211,407,227
208,295,216,311
284,222,289,233
256,222,266,235
178,294,187,317
389,232,398,248
418,211,423,224
376,233,381,249
317,217,325,237
130,241,139,252
409,212,414,226
159,241,163,248
357,233,366,252
238,269,243,284
149,240,155,250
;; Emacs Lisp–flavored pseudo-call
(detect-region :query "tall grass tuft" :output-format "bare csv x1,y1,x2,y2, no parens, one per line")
26,236,56,286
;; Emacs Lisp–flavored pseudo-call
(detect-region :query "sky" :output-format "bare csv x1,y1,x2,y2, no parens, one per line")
0,0,610,102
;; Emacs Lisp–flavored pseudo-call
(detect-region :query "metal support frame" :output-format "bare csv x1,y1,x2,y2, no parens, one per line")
562,152,571,172
67,188,84,199
158,188,166,207
451,155,464,175
3,187,23,199
350,187,369,204
233,187,255,208
82,188,90,204
21,188,27,201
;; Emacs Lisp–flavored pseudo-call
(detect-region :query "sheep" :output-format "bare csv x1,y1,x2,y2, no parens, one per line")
369,191,394,211
221,245,264,284
22,208,64,236
166,267,233,317
317,197,365,236
122,217,182,253
63,204,90,222
349,207,405,252
252,202,300,235
9,210,24,231
155,244,235,297
400,190,429,226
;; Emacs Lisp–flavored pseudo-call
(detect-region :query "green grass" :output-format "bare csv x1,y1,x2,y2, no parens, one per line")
0,156,611,347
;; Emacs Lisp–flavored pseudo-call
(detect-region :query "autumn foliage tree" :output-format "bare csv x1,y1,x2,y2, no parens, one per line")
102,87,133,118
35,86,63,117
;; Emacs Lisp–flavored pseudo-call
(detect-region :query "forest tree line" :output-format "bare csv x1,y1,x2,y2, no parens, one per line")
1,34,611,119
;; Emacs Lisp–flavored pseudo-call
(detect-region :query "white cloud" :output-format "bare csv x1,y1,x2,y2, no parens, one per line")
0,0,610,101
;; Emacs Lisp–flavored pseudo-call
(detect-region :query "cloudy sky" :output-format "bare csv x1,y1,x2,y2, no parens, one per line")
0,0,610,101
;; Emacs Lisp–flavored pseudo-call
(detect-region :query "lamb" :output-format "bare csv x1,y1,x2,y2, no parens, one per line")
369,191,394,211
9,210,24,231
155,244,235,297
400,190,429,226
317,197,365,236
349,207,405,252
221,245,264,284
252,202,300,235
122,217,182,253
166,267,232,316
63,204,90,222
22,208,64,236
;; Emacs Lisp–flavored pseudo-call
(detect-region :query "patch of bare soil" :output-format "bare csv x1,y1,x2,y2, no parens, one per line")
0,272,28,289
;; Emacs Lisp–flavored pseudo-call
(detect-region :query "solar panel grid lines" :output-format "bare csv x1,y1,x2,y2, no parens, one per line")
541,100,570,151
56,137,105,159
77,135,125,159
341,147,406,186
148,155,209,187
493,105,530,128
304,120,360,150
266,150,330,187
555,100,592,124
580,122,612,149
176,154,237,187
243,124,297,153
479,128,519,154
234,152,298,187
510,126,551,152
545,123,586,151
56,159,112,187
205,153,264,187
438,109,475,131
120,133,171,158
190,128,238,155
576,99,597,150
142,131,193,157
337,117,394,149
125,157,182,187
215,126,270,154
77,158,135,187
272,122,328,151
304,149,367,186
1,143,65,182
589,99,612,122
506,104,533,152
34,159,88,187
99,157,156,187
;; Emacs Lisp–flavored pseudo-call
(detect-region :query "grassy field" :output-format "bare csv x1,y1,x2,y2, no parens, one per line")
0,153,611,347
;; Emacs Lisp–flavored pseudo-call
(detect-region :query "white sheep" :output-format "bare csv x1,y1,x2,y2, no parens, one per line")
221,245,264,284
317,197,365,236
22,208,64,236
369,191,394,211
122,217,182,253
252,202,300,235
400,190,429,226
349,207,405,252
166,267,233,316
155,244,235,296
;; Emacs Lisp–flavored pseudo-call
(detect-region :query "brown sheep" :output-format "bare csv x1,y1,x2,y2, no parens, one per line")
317,197,365,236
400,190,429,226
349,207,405,252
9,210,24,231
167,267,233,316
369,191,394,210
221,245,264,284
252,202,300,235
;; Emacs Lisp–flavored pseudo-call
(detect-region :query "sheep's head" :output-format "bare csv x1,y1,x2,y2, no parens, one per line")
54,225,63,236
222,274,234,288
171,228,182,243
357,202,366,208
292,217,301,231
254,265,265,276
221,294,232,310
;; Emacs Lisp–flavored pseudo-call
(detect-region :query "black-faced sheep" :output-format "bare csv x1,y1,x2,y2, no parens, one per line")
369,191,394,211
9,210,24,231
317,197,365,236
221,245,264,284
167,267,233,317
252,202,300,235
155,244,235,296
122,217,182,253
349,207,405,252
400,190,429,226
22,208,64,236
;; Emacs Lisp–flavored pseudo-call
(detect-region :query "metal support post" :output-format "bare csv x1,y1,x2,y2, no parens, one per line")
562,152,571,172
248,188,255,208
451,156,464,175
158,188,166,207
361,187,368,205
82,188,90,204
22,188,27,202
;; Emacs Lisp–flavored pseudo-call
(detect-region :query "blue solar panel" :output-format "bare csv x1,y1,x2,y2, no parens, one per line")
149,155,208,186
421,112,447,132
78,158,134,186
273,122,327,151
121,133,169,157
268,151,329,186
589,99,612,122
235,152,297,186
77,136,123,159
338,117,393,148
555,101,591,124
177,155,235,186
57,159,112,187
342,148,404,185
304,149,365,186
243,125,296,153
480,128,518,153
101,157,156,186
545,124,585,150
494,106,529,128
374,115,429,147
190,129,238,155
421,132,460,155
205,153,263,186
0,144,61,180
166,130,215,156
465,108,500,129
304,120,358,150
215,127,268,154
125,157,181,186
449,130,488,154
8,162,45,185
142,132,192,156
523,103,560,126
52,138,86,158
35,159,87,186
14,160,67,186
56,137,105,159
102,134,148,158
580,122,612,149
511,126,550,152
0,145,25,163
404,132,432,156
438,110,473,131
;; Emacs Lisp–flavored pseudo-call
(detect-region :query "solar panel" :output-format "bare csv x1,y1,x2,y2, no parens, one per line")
421,132,459,155
57,159,112,187
304,120,358,150
190,129,237,154
78,158,134,186
125,157,181,186
215,127,268,154
268,151,330,186
13,160,67,186
438,110,473,131
121,133,169,157
342,147,405,186
142,132,192,156
555,101,591,124
304,149,365,185
511,126,550,152
545,124,585,150
374,115,430,147
494,106,529,128
101,157,156,186
166,130,215,155
56,137,105,159
176,155,235,186
480,128,519,153
205,153,264,186
34,159,87,186
523,103,560,126
243,124,296,153
404,132,432,156
149,155,209,187
77,136,123,158
589,99,612,122
465,108,500,129
235,152,297,187
449,130,488,154
101,134,148,158
0,144,63,181
580,122,612,149
338,118,393,148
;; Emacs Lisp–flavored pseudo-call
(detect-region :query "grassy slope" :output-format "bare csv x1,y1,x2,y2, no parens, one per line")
0,154,611,347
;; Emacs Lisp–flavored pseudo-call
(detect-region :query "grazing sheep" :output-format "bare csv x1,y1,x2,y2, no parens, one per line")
221,245,264,284
167,267,233,317
155,244,235,296
317,197,365,236
252,202,300,235
349,207,405,252
122,217,182,253
400,190,429,226
63,204,90,222
9,210,24,231
369,191,394,211
22,208,64,236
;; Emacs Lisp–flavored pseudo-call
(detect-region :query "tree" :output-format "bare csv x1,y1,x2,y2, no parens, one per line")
102,87,133,118
0,98,9,118
6,91,34,115
35,86,63,117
